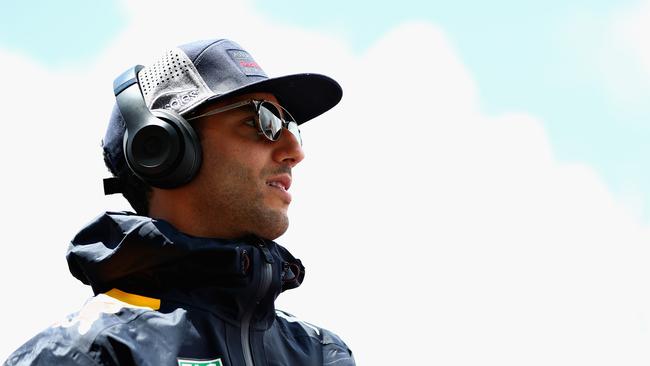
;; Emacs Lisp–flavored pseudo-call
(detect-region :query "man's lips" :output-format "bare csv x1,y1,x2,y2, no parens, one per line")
266,174,292,191
266,174,292,203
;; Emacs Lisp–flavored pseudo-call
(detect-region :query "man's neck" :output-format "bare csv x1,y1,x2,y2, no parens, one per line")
148,188,247,239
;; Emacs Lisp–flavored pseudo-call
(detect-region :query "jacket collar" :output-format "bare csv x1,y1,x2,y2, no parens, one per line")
67,211,305,328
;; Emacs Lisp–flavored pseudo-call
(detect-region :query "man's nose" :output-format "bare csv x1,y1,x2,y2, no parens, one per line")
272,128,305,167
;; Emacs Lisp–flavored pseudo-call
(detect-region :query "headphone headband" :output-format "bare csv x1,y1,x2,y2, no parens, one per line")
113,65,143,95
114,66,159,133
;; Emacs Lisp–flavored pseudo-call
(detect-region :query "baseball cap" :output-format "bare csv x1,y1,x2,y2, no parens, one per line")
103,38,342,174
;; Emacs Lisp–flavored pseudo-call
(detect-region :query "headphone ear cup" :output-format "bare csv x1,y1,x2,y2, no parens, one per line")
123,109,202,188
153,109,202,188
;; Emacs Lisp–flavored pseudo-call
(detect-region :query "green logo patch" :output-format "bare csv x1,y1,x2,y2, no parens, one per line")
177,358,223,366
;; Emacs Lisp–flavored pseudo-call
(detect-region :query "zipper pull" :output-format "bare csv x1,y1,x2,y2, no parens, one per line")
256,240,275,264
240,248,251,275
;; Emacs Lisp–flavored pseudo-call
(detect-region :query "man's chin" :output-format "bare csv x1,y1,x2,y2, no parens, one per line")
252,210,289,240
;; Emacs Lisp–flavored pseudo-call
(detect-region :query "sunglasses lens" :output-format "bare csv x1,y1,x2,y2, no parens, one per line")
287,122,302,145
258,102,283,140
257,101,302,145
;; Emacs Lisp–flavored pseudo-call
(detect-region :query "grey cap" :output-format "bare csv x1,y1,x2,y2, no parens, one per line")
103,38,342,173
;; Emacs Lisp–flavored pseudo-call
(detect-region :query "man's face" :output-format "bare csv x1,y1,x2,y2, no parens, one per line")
183,92,305,240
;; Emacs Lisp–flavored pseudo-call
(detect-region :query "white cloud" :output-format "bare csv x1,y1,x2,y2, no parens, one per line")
572,0,650,106
613,0,650,79
284,22,650,365
560,1,650,108
1,1,649,365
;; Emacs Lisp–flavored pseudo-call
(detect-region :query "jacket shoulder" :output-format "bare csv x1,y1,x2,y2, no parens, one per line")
275,309,355,365
4,293,159,366
3,327,100,366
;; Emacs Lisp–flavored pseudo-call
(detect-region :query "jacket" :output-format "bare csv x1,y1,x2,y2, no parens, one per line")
4,212,354,366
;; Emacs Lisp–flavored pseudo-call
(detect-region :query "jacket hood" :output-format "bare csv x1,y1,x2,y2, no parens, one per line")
66,211,305,327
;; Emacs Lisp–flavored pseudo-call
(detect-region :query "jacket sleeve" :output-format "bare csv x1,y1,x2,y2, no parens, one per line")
320,328,356,366
3,340,100,366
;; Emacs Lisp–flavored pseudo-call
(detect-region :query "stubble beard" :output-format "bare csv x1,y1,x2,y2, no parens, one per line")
196,162,289,240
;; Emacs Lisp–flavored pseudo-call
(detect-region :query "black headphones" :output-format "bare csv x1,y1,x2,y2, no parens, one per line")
112,65,202,189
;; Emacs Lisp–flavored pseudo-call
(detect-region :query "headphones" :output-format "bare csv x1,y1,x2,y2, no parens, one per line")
113,65,202,189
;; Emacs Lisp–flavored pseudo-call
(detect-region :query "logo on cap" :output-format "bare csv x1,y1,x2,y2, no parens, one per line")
151,89,200,112
227,49,267,77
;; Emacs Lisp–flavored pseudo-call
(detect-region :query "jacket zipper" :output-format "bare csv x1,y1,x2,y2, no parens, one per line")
241,240,273,366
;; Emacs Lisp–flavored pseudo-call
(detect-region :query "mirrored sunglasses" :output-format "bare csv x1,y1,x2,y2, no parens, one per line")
187,99,302,145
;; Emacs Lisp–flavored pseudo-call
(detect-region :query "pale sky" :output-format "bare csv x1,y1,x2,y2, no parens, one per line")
1,0,650,364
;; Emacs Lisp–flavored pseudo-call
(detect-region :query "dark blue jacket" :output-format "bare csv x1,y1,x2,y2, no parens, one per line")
4,212,354,366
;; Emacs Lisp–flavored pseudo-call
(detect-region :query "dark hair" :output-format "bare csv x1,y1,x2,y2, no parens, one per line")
103,149,152,216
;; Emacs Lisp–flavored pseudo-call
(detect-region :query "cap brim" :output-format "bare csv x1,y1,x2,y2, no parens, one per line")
199,73,342,125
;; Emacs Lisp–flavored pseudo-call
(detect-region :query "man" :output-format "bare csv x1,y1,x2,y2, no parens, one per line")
4,39,354,365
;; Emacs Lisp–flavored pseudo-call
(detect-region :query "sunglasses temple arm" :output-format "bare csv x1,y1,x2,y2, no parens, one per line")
186,100,252,121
